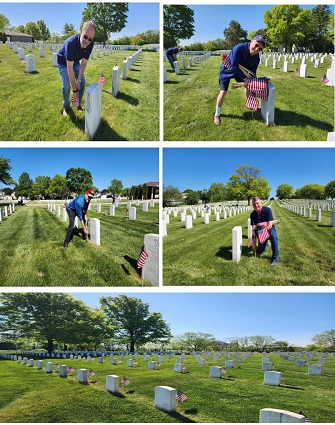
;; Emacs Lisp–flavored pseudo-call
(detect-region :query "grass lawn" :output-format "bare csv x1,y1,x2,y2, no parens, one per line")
0,202,159,286
163,201,335,286
0,45,159,141
163,53,334,141
0,353,334,422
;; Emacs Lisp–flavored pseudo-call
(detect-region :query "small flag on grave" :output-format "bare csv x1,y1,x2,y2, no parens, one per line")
294,67,299,75
221,368,227,374
321,74,329,84
121,376,130,385
87,369,96,377
256,222,270,244
21,59,26,64
67,367,75,373
98,72,107,85
176,389,188,402
137,246,148,268
246,94,259,111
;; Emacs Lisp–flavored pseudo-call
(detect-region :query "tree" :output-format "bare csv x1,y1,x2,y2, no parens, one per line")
226,164,271,205
108,178,123,195
30,176,51,200
311,329,335,350
0,293,105,353
0,156,14,185
25,21,42,40
0,13,10,32
37,20,51,41
163,5,195,48
325,179,335,199
264,5,310,51
309,5,332,52
224,20,248,48
171,332,217,352
15,172,33,198
66,167,93,195
185,190,200,205
100,295,171,352
81,3,129,45
143,29,159,44
298,183,325,199
208,182,226,203
276,183,295,199
15,24,26,33
62,23,77,37
163,185,183,207
249,335,275,351
45,174,70,199
248,29,267,41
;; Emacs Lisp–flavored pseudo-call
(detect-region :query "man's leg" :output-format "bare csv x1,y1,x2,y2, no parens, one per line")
214,78,229,125
64,209,76,247
74,63,86,109
167,55,175,70
269,227,279,265
58,64,71,114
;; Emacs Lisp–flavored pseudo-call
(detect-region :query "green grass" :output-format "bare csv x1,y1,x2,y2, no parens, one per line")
164,53,334,141
0,202,158,286
0,45,159,141
0,353,334,422
163,201,335,285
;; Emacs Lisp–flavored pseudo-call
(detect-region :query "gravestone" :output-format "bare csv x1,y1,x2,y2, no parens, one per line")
210,366,223,378
300,64,308,77
263,371,281,386
296,360,306,367
52,52,58,66
142,233,159,286
142,202,148,212
308,364,322,375
174,363,183,373
259,408,305,423
112,65,120,97
155,386,176,412
85,83,102,140
225,360,234,368
90,218,100,246
122,59,128,80
127,359,133,367
232,226,243,262
174,61,180,75
29,359,34,367
261,82,275,125
106,375,119,393
185,215,192,229
37,360,43,370
25,54,36,73
77,368,88,383
59,365,67,378
129,206,136,220
39,47,45,58
18,47,25,60
46,362,53,373
262,362,273,371
148,361,156,369
110,204,115,216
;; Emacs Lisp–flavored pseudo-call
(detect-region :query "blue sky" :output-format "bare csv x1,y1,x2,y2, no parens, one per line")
163,148,335,198
0,2,159,38
179,4,334,45
68,291,334,346
0,148,158,190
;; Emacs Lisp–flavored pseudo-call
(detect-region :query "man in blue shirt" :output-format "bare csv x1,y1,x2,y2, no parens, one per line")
250,197,279,266
166,47,183,70
57,21,96,116
64,189,94,248
213,35,265,125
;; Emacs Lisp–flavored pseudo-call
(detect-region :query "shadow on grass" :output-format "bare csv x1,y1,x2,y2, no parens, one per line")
117,91,139,107
215,246,232,260
94,118,128,141
164,411,196,423
107,390,126,398
280,384,304,390
127,77,140,84
165,81,180,85
124,255,141,278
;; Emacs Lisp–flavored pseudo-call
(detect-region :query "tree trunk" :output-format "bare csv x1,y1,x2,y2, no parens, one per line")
47,339,54,353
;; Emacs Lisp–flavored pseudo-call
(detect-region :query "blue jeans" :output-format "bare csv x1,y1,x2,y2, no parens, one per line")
166,54,175,70
257,226,279,261
58,63,86,109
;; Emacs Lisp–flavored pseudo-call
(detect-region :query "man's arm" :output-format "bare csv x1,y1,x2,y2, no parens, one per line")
66,60,80,98
77,58,88,88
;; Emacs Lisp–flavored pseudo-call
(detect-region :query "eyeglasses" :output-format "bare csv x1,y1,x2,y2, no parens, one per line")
254,42,263,51
83,34,94,42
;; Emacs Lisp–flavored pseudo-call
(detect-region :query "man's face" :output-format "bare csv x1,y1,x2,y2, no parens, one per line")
80,25,95,49
253,199,263,213
250,39,264,56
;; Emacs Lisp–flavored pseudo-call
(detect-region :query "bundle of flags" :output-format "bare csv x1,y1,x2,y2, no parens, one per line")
245,78,269,111
98,72,107,85
121,376,130,386
176,389,188,402
137,246,149,269
256,222,270,244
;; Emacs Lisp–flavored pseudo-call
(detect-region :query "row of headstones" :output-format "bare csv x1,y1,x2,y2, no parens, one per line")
280,199,335,210
262,354,324,374
46,203,101,246
0,203,16,221
280,203,335,227
92,199,155,220
163,52,211,81
162,205,252,235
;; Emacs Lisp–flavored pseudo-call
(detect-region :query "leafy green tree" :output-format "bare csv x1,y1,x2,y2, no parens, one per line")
171,332,217,352
299,183,325,199
30,175,51,199
100,295,172,352
185,190,200,205
224,20,248,48
143,29,159,44
163,185,183,207
81,3,129,45
264,5,310,51
142,183,148,200
45,174,70,199
226,164,271,205
249,335,275,351
25,21,42,40
62,22,77,38
0,156,15,185
37,19,51,41
0,13,10,32
15,172,33,198
199,188,210,204
308,5,332,52
163,5,195,48
108,178,123,195
0,293,105,353
325,179,335,199
15,24,26,33
276,183,295,199
66,167,93,195
248,29,267,41
311,329,335,349
208,182,226,203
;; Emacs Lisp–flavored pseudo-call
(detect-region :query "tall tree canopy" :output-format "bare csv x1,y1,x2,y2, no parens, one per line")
81,3,129,45
163,5,195,48
108,178,123,195
0,156,14,185
311,329,335,349
223,20,248,48
15,172,33,198
276,183,295,199
325,179,335,199
66,167,94,195
100,295,172,352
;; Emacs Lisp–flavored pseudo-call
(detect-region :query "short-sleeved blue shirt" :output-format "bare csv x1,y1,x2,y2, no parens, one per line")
57,34,94,66
219,42,260,81
166,47,179,56
250,206,274,226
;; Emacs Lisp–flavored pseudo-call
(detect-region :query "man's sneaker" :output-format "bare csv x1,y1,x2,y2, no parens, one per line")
270,259,278,266
213,115,221,125
63,242,69,248
61,107,70,116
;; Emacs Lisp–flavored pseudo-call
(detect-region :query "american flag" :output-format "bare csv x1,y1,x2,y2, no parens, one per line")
321,74,329,84
299,411,312,423
121,376,130,385
246,94,259,111
257,222,270,244
87,369,96,377
21,59,26,65
176,389,188,402
98,72,107,85
294,67,299,75
137,247,149,268
222,53,232,69
221,368,227,374
71,95,79,107
246,78,269,100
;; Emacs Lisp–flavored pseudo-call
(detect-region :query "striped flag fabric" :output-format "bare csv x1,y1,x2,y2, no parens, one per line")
221,368,227,374
321,74,330,84
176,389,188,402
222,53,232,69
246,94,259,111
294,67,300,75
137,247,149,269
21,59,26,65
121,376,130,385
257,222,270,244
246,78,269,100
98,72,107,85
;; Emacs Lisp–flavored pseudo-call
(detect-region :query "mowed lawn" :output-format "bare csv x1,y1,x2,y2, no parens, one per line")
0,203,159,286
163,53,334,141
0,45,159,141
163,201,335,286
0,353,334,422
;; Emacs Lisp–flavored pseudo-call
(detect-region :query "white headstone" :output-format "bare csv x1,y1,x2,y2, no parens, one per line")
25,54,36,73
106,375,119,393
155,386,177,412
85,83,102,140
90,218,101,246
263,371,282,386
142,233,159,286
112,65,120,97
77,368,88,383
259,408,305,423
261,82,275,125
232,226,243,262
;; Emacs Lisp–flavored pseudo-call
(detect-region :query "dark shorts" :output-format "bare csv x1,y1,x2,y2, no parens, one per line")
219,75,245,91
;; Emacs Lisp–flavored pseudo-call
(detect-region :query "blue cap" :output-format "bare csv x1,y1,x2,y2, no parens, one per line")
252,35,266,47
